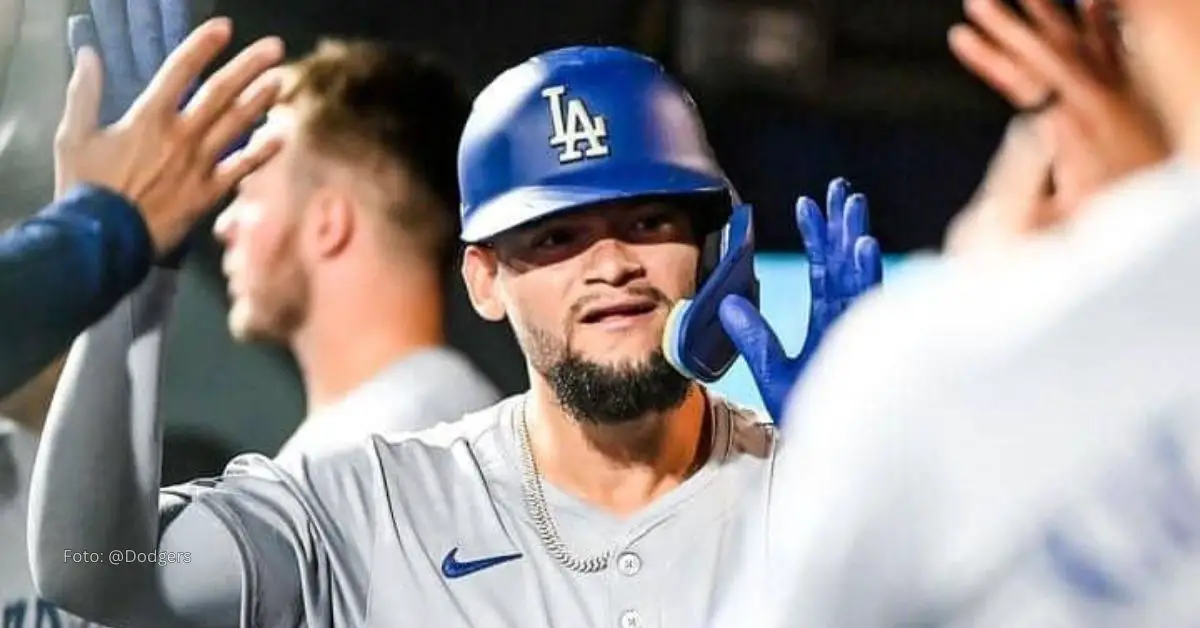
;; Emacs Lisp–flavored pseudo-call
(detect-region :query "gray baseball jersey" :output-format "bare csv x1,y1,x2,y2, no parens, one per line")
167,393,774,627
275,347,501,462
28,269,779,627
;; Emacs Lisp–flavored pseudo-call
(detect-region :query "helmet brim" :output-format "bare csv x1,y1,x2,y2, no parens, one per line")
459,164,731,243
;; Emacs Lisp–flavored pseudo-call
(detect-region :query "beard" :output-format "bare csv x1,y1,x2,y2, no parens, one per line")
227,248,310,343
522,325,692,426
230,280,308,343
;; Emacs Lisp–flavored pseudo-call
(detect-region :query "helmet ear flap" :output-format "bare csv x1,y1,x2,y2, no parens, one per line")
664,203,758,382
680,191,735,286
698,226,724,286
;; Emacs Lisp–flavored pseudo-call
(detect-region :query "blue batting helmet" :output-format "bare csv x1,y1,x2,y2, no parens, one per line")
457,46,758,383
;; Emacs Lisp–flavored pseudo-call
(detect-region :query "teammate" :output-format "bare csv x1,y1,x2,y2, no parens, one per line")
713,0,1200,625
28,44,878,626
66,0,496,462
212,38,499,458
0,11,284,397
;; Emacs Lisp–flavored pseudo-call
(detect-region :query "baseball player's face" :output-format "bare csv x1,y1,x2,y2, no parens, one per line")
464,199,699,423
214,108,312,343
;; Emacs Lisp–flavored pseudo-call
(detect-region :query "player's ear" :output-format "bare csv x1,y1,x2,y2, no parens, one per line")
462,245,506,321
304,185,355,260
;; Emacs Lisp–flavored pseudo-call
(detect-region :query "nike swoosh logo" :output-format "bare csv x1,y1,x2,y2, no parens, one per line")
441,547,523,579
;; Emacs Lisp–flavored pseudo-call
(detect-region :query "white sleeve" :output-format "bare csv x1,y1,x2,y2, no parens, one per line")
757,299,947,628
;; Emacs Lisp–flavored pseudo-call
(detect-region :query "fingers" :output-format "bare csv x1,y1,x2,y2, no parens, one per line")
825,178,849,257
210,135,282,199
946,115,1057,253
66,15,101,66
57,47,105,149
796,196,827,265
1018,0,1078,56
950,24,1047,107
843,193,869,248
853,236,883,292
718,295,789,383
196,71,280,167
67,15,127,125
135,17,234,116
963,0,1101,117
796,196,831,304
1079,0,1123,82
983,115,1055,199
181,35,285,136
128,0,166,82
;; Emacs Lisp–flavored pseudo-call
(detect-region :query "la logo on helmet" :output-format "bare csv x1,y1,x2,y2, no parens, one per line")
541,85,610,164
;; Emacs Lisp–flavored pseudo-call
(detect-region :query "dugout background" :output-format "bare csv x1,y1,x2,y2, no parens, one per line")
51,0,1017,471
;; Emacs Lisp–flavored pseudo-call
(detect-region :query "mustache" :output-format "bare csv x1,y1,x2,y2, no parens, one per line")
567,286,672,322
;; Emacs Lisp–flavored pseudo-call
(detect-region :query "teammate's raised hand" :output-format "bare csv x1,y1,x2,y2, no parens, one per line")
949,0,1167,215
67,0,216,266
54,18,284,257
718,178,883,424
945,114,1058,255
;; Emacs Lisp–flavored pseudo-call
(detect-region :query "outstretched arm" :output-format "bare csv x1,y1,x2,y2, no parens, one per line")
0,185,153,399
27,267,241,626
28,4,299,624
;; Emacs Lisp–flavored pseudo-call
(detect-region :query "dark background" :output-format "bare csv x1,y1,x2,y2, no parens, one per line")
204,0,1013,253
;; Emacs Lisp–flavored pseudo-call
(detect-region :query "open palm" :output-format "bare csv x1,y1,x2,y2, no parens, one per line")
719,178,882,424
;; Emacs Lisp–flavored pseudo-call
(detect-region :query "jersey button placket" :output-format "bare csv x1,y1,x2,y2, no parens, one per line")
616,551,641,577
619,609,644,628
611,544,654,628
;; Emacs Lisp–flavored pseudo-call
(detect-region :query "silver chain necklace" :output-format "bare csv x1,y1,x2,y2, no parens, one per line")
516,401,613,574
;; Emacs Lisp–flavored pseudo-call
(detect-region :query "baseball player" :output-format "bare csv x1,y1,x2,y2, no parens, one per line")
0,11,283,397
713,0,1200,626
65,0,498,459
213,37,500,458
29,45,879,626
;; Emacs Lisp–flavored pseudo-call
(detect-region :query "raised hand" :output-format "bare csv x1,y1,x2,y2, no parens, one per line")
949,0,1167,217
54,18,284,256
66,0,220,266
945,114,1058,255
718,178,883,424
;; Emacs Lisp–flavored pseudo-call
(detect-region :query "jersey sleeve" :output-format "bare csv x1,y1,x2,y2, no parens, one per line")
160,443,380,627
0,184,153,398
26,262,371,627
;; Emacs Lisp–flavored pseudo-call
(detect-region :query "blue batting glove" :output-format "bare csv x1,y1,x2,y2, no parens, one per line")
718,178,883,424
67,0,210,268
